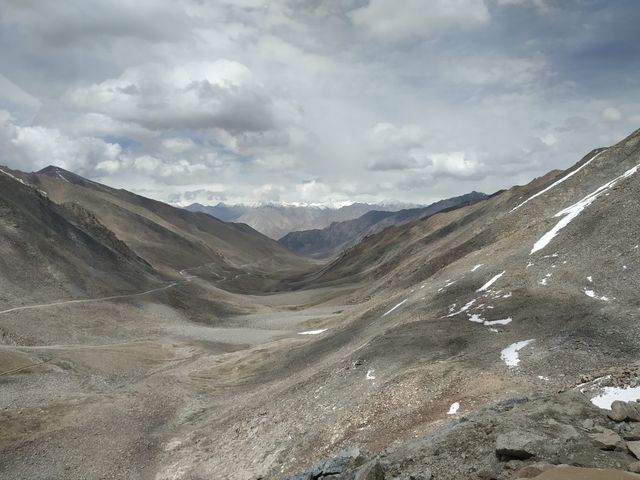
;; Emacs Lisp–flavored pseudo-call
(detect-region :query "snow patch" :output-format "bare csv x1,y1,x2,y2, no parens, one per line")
587,276,593,283
447,402,460,415
446,299,476,317
484,317,512,326
366,369,376,380
511,149,606,212
383,299,408,317
584,289,610,301
471,264,484,272
590,386,640,410
477,271,505,292
298,329,328,335
531,161,640,254
501,339,535,368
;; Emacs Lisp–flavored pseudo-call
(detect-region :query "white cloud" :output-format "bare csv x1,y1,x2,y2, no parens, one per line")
445,53,547,87
350,0,490,41
601,107,622,122
67,60,288,133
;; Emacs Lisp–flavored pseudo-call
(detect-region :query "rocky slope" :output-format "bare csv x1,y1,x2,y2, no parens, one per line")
2,128,640,480
279,192,488,258
32,166,312,288
186,202,415,240
0,166,160,307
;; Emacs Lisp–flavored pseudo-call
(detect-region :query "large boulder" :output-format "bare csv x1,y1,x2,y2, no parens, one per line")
354,461,385,480
495,431,545,460
628,441,640,460
589,428,627,451
608,401,640,423
531,465,640,479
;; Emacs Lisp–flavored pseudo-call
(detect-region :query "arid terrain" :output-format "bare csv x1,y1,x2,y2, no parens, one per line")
2,128,640,480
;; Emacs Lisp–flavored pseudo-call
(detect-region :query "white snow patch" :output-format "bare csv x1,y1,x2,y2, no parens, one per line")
468,313,485,324
501,339,535,368
298,329,328,335
484,317,512,326
502,293,512,298
538,375,549,381
0,168,29,186
531,162,640,254
471,264,484,272
590,386,640,410
511,149,606,212
584,289,610,301
383,299,408,317
477,271,505,292
526,262,534,268
587,276,593,283
447,402,460,415
366,369,376,380
446,299,476,317
489,328,499,333
539,278,548,286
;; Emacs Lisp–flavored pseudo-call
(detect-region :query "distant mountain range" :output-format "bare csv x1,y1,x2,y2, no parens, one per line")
279,191,489,258
184,202,419,240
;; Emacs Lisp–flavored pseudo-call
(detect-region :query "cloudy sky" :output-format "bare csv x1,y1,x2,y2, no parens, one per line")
1,0,639,206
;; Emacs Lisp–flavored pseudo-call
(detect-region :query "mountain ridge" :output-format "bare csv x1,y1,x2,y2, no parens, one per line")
279,191,489,258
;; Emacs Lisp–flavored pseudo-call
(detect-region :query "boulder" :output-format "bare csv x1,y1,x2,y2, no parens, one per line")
495,431,544,460
608,401,640,422
322,448,368,475
629,441,640,460
514,463,555,478
354,461,385,480
628,462,640,474
589,428,626,451
532,465,640,479
623,424,640,441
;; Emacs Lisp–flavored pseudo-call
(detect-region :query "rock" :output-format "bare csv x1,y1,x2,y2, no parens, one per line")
354,461,385,480
321,448,368,475
532,465,640,479
628,462,640,474
628,441,640,460
624,424,640,441
495,431,544,460
609,401,640,422
589,428,626,451
286,448,369,479
513,463,555,478
582,419,595,430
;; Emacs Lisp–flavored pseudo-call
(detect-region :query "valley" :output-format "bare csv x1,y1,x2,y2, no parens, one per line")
2,128,640,479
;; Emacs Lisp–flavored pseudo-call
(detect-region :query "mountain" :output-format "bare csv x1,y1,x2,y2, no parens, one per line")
0,166,160,308
279,191,489,258
185,202,416,239
3,129,640,480
32,166,311,290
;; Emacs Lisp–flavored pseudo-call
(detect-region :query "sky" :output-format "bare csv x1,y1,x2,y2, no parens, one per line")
1,0,639,207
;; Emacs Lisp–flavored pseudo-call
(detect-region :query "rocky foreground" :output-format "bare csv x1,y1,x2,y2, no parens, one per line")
287,368,640,480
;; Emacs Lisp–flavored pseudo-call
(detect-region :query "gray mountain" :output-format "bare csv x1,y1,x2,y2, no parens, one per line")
4,129,640,480
279,191,489,258
184,202,416,239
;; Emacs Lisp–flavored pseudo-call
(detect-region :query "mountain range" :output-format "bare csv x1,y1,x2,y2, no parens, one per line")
2,128,640,479
185,202,418,240
279,191,489,258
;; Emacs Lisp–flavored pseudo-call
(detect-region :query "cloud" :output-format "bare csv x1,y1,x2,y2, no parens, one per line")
67,61,290,133
601,107,622,122
444,53,547,88
1,0,639,206
350,0,490,41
